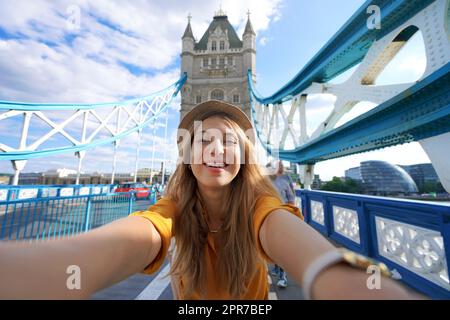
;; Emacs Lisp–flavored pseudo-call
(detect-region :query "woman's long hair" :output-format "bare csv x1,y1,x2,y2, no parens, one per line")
165,112,282,298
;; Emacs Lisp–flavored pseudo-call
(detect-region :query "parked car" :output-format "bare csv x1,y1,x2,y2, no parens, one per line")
115,182,150,199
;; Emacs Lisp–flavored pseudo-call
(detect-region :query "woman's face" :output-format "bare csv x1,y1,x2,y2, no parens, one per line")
190,116,242,189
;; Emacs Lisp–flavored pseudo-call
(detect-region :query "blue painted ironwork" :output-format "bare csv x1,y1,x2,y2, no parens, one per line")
0,184,118,202
0,186,158,242
84,197,92,232
251,0,435,105
296,189,450,299
249,62,450,164
0,73,186,161
0,74,187,111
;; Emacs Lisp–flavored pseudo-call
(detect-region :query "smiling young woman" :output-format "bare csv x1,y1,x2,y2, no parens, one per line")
0,100,418,300
155,105,297,299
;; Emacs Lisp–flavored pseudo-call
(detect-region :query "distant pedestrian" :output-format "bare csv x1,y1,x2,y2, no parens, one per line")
267,161,296,288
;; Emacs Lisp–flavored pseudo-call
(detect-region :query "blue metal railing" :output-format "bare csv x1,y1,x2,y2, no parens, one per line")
296,189,450,299
0,185,159,242
0,184,118,202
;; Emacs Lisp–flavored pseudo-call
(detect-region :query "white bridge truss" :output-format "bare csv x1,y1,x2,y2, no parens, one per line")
0,78,184,185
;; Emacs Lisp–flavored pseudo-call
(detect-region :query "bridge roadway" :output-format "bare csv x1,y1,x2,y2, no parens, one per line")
91,260,305,300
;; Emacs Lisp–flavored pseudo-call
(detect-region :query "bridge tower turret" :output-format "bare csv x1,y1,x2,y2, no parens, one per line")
179,9,257,120
243,11,256,83
181,14,195,113
181,14,195,77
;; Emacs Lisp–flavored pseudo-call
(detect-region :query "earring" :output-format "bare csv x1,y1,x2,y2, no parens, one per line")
188,165,192,170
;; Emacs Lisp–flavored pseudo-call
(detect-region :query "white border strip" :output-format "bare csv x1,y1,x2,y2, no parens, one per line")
135,263,171,300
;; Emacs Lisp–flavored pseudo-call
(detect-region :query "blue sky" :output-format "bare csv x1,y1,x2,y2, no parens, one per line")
0,0,431,180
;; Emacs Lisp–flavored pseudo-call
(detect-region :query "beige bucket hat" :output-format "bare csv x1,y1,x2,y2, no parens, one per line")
179,100,253,131
176,100,257,162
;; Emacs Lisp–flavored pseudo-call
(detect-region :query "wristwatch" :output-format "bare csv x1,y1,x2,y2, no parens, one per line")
340,248,392,277
302,248,394,300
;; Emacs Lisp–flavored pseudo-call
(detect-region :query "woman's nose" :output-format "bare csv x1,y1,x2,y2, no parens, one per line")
210,138,224,156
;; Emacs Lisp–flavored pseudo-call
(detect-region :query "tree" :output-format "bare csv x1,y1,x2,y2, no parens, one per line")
420,181,446,194
320,177,363,194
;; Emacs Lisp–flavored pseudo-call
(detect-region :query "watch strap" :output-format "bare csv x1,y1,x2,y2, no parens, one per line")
302,250,344,300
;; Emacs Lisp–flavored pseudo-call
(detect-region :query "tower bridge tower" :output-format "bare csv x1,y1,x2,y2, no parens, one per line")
180,9,256,120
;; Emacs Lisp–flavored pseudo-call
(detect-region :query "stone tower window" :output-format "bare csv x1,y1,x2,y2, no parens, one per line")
219,57,225,67
211,57,217,66
203,58,208,67
196,95,202,104
211,41,217,51
211,89,224,101
233,94,240,103
220,41,225,50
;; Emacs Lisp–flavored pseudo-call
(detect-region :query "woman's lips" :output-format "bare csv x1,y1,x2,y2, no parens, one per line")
203,163,228,173
204,162,227,168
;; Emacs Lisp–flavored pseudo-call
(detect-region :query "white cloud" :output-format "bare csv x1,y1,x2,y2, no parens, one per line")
259,36,269,46
0,38,180,103
0,0,284,103
0,0,283,103
0,0,68,42
219,0,283,35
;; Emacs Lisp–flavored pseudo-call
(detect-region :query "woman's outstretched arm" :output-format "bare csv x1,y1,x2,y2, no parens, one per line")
259,209,419,299
0,216,161,299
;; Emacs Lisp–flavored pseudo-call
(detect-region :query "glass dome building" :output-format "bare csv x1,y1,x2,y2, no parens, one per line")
360,161,418,196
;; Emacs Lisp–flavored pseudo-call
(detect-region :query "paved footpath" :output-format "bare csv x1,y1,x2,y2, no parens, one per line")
91,261,304,300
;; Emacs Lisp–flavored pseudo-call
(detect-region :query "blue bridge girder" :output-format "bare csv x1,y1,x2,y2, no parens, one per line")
255,61,450,164
0,74,187,112
0,74,187,161
251,0,436,105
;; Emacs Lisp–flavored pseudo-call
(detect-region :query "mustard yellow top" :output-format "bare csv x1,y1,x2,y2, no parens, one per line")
130,196,303,299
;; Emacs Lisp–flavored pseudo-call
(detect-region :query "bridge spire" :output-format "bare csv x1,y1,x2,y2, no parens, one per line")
182,13,194,39
214,4,227,17
244,9,255,35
